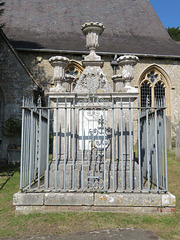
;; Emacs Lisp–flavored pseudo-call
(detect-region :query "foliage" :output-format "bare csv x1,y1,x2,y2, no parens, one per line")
167,27,180,42
2,117,21,137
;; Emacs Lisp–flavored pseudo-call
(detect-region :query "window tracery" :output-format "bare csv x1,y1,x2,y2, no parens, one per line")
140,68,166,108
65,61,84,91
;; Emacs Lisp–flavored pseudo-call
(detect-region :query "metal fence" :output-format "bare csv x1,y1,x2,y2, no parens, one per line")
20,95,168,193
20,98,48,190
140,103,168,192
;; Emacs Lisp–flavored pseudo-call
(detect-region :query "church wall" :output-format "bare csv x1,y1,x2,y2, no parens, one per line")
133,57,180,143
0,35,35,160
18,51,180,145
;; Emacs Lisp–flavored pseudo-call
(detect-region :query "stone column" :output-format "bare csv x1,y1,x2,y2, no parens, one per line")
49,56,69,92
62,75,75,92
117,55,139,92
112,74,125,92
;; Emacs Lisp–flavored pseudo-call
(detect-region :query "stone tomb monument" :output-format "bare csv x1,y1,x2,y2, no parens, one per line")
13,22,176,214
47,22,139,191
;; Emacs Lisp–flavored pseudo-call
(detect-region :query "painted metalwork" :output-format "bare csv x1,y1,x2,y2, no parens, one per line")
20,95,168,194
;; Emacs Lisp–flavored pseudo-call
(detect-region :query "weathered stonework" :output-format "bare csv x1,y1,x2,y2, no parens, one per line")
13,192,176,214
17,51,180,124
74,22,112,94
74,66,112,94
17,49,180,149
49,56,69,92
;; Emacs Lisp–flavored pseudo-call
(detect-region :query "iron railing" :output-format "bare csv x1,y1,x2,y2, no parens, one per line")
20,96,168,193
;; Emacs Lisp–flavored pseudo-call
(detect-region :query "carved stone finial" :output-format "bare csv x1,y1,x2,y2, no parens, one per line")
49,56,69,92
117,55,139,92
81,22,105,61
74,22,112,94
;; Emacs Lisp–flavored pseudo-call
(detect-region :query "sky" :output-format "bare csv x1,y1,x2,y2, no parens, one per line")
150,0,180,29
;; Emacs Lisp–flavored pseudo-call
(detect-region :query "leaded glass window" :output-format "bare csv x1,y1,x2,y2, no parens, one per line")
140,68,166,108
147,71,158,83
66,66,79,76
141,81,151,107
65,62,83,91
154,81,165,107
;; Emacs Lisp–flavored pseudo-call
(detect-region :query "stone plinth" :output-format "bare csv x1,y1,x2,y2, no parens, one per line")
13,192,176,214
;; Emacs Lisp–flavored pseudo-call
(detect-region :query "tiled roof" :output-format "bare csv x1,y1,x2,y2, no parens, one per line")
1,0,180,56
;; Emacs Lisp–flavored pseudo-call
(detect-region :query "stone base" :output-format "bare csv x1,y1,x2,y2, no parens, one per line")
13,192,176,214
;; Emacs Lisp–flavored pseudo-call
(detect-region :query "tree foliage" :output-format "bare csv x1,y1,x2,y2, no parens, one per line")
167,27,180,42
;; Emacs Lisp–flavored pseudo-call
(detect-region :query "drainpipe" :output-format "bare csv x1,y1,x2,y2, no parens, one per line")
110,54,119,75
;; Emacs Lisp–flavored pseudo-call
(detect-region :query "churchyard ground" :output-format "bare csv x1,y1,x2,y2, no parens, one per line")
0,151,179,240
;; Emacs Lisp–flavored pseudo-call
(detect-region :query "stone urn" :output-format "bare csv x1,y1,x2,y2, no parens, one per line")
81,22,105,61
117,55,139,89
49,56,69,92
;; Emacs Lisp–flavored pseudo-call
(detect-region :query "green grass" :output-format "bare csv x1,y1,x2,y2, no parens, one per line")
0,152,179,239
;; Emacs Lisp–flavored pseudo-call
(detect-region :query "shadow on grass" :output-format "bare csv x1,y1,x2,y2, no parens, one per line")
0,163,20,191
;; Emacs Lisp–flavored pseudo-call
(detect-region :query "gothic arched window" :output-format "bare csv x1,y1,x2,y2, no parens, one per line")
140,81,151,108
65,61,84,91
140,68,167,109
154,81,165,106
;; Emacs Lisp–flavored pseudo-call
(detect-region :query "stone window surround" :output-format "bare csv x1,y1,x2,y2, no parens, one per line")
139,65,172,118
65,60,84,91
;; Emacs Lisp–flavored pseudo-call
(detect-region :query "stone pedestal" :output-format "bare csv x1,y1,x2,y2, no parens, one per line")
47,92,138,191
47,22,139,191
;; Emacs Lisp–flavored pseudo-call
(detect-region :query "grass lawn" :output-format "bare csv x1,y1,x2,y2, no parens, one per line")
0,151,179,239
